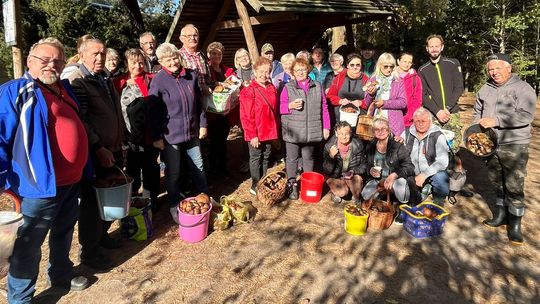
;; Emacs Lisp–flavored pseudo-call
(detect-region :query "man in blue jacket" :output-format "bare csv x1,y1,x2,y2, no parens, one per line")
0,38,89,303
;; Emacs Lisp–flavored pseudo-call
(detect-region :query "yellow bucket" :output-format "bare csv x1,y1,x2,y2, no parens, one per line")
344,209,369,236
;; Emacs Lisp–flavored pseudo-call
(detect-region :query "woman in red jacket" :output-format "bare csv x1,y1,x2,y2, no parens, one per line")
326,53,369,122
239,57,280,194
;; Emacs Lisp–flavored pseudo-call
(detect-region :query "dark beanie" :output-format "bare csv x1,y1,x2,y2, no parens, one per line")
487,53,512,65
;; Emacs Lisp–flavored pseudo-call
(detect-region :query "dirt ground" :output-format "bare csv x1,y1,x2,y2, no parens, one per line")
1,95,540,304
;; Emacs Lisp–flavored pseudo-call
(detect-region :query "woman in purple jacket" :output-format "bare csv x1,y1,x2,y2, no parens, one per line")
364,53,407,139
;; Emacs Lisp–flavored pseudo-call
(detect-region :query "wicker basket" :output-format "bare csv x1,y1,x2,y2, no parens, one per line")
356,103,375,141
256,171,288,206
362,190,395,230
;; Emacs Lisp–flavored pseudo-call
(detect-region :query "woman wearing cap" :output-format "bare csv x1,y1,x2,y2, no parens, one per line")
327,53,369,121
323,121,366,204
361,118,414,223
239,57,280,195
396,52,423,128
364,52,407,138
280,58,331,199
206,41,236,178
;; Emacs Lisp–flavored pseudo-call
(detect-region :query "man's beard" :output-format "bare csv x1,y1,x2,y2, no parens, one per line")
39,72,59,84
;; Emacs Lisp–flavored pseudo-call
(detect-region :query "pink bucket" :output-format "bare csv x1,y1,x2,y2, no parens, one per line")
177,198,213,243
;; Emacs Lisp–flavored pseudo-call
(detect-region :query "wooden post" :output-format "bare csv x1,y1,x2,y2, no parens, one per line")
235,0,259,60
12,47,23,78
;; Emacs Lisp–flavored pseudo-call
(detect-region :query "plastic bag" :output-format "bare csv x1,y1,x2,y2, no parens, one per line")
121,198,153,241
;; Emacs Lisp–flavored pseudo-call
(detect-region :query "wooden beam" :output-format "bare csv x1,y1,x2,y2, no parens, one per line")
235,0,259,60
202,0,233,50
215,12,298,31
245,0,264,13
166,0,187,44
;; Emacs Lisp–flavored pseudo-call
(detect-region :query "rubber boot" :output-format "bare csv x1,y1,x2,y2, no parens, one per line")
482,205,507,228
507,213,524,245
288,180,299,200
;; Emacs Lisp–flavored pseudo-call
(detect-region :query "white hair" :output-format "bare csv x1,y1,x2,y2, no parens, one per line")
156,43,179,60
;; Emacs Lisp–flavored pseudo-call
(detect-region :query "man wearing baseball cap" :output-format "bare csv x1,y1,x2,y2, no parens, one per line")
474,53,537,245
260,43,283,80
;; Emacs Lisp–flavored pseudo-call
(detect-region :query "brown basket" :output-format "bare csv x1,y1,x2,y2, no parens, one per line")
362,189,395,230
356,103,375,141
256,171,288,206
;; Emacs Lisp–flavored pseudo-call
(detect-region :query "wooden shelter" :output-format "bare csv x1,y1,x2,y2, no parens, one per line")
166,0,397,66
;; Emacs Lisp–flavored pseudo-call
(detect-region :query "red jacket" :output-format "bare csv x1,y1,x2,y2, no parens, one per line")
401,69,423,127
326,69,369,109
239,80,279,142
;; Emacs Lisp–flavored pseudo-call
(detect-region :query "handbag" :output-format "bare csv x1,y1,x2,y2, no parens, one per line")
121,198,153,241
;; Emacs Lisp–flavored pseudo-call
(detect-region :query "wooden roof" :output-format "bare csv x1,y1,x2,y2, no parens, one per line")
166,0,396,66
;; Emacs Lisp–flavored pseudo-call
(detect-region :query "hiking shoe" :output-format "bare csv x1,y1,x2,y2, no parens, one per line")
330,193,342,204
80,253,113,271
288,182,299,200
249,188,257,196
394,210,404,225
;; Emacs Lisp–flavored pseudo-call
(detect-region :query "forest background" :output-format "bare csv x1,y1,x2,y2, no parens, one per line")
0,0,539,93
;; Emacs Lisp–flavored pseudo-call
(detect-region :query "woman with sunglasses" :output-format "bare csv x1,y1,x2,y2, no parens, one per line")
327,53,369,122
364,52,407,139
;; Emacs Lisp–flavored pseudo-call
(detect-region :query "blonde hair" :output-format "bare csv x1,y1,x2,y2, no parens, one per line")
207,41,224,55
374,52,400,78
234,48,251,69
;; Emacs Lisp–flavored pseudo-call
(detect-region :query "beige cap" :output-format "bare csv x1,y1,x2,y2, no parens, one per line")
261,43,274,54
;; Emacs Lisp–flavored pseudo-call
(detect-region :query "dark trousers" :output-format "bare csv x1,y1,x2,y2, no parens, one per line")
285,142,316,180
125,144,160,199
248,142,272,188
207,112,231,174
487,144,529,216
79,151,123,259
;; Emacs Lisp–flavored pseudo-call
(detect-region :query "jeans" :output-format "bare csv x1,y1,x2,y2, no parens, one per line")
248,142,272,189
407,171,449,205
285,142,316,180
162,138,208,207
8,184,80,304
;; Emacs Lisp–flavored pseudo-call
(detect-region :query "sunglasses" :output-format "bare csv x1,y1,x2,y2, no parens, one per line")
348,63,361,68
382,65,395,69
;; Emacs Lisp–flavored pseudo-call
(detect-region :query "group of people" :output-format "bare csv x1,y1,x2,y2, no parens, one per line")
0,22,536,303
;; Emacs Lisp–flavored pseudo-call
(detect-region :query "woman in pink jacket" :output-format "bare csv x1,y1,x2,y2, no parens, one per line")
396,52,423,128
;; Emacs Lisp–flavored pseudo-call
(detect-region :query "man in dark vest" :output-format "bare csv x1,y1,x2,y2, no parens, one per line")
403,107,449,206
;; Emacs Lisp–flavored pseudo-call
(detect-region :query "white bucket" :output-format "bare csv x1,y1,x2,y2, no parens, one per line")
0,211,24,278
339,105,360,127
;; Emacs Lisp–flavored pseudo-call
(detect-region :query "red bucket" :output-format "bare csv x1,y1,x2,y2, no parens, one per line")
300,172,324,203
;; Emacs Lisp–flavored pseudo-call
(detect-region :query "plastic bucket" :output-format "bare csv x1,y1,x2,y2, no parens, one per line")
94,167,133,221
0,211,24,278
339,105,360,127
300,172,324,203
344,209,368,236
178,198,213,243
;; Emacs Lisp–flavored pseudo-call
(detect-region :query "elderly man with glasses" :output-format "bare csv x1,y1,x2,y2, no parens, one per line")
139,31,161,73
178,24,211,95
0,37,90,303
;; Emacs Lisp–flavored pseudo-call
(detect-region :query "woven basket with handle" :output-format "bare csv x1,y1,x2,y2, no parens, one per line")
356,103,376,141
361,188,395,230
256,171,288,206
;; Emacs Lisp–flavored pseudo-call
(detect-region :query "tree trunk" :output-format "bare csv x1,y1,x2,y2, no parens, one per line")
331,26,346,53
499,2,506,53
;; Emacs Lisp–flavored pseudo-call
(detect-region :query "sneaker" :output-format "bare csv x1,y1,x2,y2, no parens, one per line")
249,188,257,196
170,206,179,224
47,276,89,291
330,193,342,204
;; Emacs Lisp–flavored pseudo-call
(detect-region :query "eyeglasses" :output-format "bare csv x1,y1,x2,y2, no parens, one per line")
348,63,361,68
181,34,198,39
382,65,394,69
294,69,307,73
29,54,65,66
373,128,389,133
